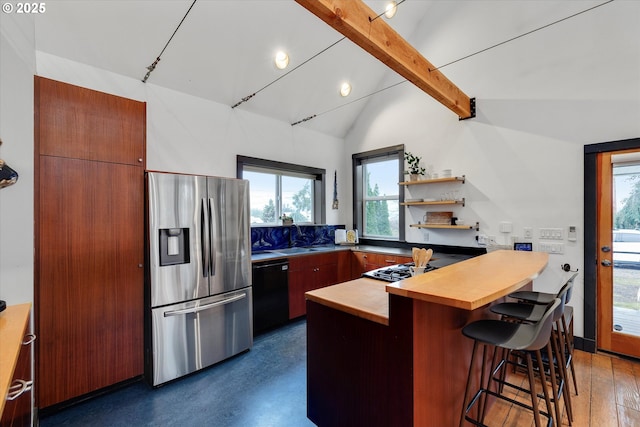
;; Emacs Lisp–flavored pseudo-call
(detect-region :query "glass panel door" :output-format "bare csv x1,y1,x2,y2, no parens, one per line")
597,150,640,358
611,163,640,338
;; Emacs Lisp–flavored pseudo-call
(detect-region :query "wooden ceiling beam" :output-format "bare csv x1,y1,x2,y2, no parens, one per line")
295,0,474,119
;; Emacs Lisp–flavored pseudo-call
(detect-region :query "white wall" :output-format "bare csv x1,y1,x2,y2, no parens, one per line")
0,13,35,305
345,0,640,337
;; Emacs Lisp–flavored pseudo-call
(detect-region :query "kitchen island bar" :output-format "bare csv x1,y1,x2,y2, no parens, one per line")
305,250,548,427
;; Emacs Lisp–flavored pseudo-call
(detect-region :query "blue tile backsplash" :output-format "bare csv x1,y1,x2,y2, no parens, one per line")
251,225,345,252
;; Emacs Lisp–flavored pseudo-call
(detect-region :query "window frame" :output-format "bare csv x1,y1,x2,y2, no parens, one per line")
237,155,326,226
352,145,405,242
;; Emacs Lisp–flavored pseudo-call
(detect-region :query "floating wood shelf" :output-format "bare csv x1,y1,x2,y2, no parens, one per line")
401,198,465,207
400,175,465,186
410,222,479,231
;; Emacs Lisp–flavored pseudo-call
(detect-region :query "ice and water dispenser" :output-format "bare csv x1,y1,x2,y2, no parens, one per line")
158,228,190,266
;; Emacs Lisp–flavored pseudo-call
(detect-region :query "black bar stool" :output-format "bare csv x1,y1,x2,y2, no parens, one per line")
505,272,579,396
459,298,561,427
491,274,576,425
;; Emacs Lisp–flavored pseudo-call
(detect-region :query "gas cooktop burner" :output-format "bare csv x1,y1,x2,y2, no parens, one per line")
363,262,436,282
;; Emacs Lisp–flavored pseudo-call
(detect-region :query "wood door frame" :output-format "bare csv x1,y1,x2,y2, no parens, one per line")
584,136,640,354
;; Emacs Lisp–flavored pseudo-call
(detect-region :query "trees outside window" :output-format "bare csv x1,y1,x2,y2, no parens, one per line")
353,146,404,241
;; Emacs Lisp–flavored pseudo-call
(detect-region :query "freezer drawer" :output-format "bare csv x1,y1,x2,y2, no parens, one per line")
150,289,253,386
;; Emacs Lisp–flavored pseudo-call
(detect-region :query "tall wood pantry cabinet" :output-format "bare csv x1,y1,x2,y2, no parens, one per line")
34,77,146,409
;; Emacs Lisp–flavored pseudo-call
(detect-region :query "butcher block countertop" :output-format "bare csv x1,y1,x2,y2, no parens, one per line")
306,250,548,323
387,250,548,310
305,277,390,325
0,303,31,416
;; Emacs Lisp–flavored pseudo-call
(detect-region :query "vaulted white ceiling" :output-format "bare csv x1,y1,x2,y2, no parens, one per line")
33,1,619,138
34,0,437,137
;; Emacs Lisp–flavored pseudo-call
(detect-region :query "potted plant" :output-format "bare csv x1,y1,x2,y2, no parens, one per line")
280,213,294,225
404,151,425,181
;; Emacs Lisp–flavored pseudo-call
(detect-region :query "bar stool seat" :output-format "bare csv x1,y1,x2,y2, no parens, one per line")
459,298,561,427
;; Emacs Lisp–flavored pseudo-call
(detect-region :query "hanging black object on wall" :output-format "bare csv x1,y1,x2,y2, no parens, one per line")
0,138,19,189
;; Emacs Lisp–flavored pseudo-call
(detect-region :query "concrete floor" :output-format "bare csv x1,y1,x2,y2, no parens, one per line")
39,318,315,427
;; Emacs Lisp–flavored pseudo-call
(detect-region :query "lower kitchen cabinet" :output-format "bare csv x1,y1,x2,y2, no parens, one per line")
351,251,412,279
289,252,351,319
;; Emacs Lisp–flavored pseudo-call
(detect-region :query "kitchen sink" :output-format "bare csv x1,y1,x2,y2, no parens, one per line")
270,247,313,254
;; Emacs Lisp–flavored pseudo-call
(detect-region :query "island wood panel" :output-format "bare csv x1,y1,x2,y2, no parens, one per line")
406,297,495,426
36,157,144,408
35,76,145,166
306,299,413,427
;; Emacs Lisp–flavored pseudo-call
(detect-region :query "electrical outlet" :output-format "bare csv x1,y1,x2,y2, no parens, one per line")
488,235,497,244
477,235,488,245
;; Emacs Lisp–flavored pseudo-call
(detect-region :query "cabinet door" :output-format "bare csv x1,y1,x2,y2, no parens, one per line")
35,76,145,166
351,251,368,279
288,268,308,319
310,265,338,291
37,157,144,408
336,250,352,283
288,253,340,319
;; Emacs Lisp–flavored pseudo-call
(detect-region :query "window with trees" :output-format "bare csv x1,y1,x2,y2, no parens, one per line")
353,145,404,241
237,156,326,225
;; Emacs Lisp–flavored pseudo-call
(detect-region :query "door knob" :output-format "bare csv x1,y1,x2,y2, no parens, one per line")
601,246,611,252
601,259,612,267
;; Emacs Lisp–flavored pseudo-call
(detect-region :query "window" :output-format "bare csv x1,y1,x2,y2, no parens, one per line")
353,145,404,241
237,156,325,225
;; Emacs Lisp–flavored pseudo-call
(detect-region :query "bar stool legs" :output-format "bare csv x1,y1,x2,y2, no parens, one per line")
459,340,555,427
459,299,561,427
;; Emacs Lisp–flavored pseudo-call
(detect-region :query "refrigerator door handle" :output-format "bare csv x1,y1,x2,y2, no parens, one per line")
163,292,247,317
201,198,210,278
208,197,216,276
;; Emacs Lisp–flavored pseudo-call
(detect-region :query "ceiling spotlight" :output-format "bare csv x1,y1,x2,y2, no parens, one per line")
274,51,289,70
384,1,398,19
340,82,352,97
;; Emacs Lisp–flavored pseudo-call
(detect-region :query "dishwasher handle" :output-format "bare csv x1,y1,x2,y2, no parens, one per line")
253,262,289,271
163,293,247,317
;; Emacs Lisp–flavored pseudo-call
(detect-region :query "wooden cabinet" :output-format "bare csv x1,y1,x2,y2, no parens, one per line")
289,252,351,319
1,305,33,427
36,77,145,166
34,77,145,409
351,251,412,279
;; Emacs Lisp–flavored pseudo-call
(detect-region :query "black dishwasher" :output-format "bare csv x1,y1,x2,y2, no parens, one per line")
252,260,289,335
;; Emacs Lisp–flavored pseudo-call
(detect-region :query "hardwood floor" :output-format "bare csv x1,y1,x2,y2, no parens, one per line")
482,350,640,426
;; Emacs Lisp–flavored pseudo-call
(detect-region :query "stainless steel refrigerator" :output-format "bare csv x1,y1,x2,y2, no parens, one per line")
145,171,252,386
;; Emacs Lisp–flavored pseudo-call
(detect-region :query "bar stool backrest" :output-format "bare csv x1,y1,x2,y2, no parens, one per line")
524,298,561,351
562,272,579,305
